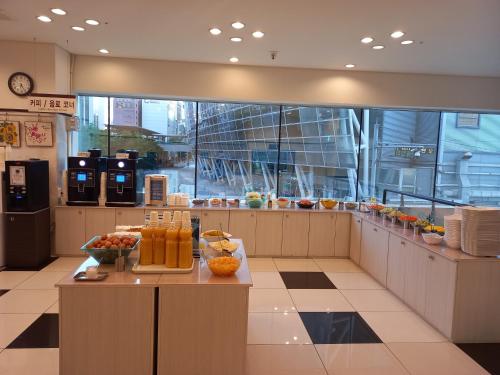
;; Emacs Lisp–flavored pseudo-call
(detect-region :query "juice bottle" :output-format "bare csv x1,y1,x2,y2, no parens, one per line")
165,224,179,268
153,227,166,264
140,225,154,265
178,226,193,268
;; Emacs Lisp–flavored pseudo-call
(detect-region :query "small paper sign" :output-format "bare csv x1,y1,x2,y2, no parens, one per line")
28,93,76,115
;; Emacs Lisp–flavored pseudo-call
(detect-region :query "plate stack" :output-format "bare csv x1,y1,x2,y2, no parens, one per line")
461,207,500,256
444,214,462,249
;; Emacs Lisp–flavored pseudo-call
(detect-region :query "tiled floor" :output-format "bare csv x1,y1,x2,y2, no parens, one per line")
0,256,497,375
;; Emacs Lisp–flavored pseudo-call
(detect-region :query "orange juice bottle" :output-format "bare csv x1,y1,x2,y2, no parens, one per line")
178,226,193,268
140,225,154,265
165,225,179,268
153,227,166,264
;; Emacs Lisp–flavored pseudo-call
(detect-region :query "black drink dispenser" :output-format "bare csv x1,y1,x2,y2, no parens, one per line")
67,149,106,206
106,153,139,207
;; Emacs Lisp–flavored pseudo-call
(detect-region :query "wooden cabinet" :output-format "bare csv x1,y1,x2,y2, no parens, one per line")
387,234,411,299
282,212,310,257
229,211,257,256
308,213,335,257
55,207,86,255
404,243,428,315
335,214,351,257
349,216,362,264
255,211,283,256
360,222,389,286
201,210,229,232
85,208,116,237
116,208,145,226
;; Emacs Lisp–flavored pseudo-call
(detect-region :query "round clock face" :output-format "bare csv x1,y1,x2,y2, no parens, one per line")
8,72,34,96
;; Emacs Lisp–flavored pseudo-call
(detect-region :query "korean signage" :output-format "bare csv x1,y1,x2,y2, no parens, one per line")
27,94,76,115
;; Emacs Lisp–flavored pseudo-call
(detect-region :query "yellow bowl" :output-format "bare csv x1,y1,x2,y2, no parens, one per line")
320,199,338,209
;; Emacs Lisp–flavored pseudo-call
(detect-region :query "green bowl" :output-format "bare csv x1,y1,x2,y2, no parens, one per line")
247,198,263,208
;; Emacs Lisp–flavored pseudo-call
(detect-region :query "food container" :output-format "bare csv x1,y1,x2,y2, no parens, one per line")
276,198,289,208
421,232,443,245
192,199,204,206
320,199,338,209
345,202,357,210
297,200,314,209
202,248,242,277
200,230,232,243
247,198,263,209
81,235,140,264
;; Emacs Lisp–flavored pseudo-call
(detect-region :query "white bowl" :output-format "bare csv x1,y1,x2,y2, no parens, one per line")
421,232,443,245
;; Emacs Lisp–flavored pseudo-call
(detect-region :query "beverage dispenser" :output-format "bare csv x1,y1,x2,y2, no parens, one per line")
106,152,139,207
67,149,106,206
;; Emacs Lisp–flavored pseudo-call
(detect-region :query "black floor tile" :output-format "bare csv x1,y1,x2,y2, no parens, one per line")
8,314,59,349
457,343,500,375
3,257,58,271
299,312,382,344
0,289,9,297
280,272,336,289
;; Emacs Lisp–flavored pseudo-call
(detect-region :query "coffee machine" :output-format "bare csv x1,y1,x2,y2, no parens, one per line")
67,149,106,206
106,151,139,207
3,160,50,268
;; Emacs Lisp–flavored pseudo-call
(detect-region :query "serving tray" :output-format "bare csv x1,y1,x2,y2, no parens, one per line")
73,271,109,281
131,260,194,274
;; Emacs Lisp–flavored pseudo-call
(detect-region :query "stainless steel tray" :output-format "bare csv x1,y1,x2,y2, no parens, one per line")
73,271,109,281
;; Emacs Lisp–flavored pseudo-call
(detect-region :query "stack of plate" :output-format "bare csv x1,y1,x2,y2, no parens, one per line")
444,214,462,249
461,207,500,256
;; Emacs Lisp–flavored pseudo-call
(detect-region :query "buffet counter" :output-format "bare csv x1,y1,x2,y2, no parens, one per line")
57,239,252,375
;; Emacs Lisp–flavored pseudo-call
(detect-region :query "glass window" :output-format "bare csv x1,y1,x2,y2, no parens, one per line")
278,106,361,199
109,98,197,196
75,96,109,155
196,102,280,198
357,109,440,204
436,113,500,206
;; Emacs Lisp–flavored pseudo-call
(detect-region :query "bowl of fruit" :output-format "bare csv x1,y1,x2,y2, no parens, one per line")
202,248,242,277
320,199,338,209
81,234,140,264
277,197,289,208
297,199,315,209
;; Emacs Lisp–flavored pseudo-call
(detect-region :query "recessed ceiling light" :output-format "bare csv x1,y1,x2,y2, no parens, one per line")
99,49,109,54
252,31,264,38
231,21,245,29
361,36,373,44
401,40,414,45
391,30,405,39
37,15,52,23
230,37,242,42
372,45,385,50
345,64,355,68
229,57,239,63
51,8,66,15
209,27,222,35
72,26,85,31
85,19,99,26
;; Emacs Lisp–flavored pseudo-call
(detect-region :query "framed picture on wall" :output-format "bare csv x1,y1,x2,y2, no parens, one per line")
0,121,21,147
24,121,54,147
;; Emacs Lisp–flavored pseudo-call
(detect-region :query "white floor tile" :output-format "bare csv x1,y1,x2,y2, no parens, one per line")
316,343,409,375
314,259,363,273
0,289,58,314
273,258,321,272
249,289,296,313
246,345,327,375
388,342,489,375
41,257,85,272
340,290,410,312
250,272,286,289
0,314,40,348
359,311,447,343
326,272,384,290
0,348,59,375
289,289,354,312
247,258,277,271
0,272,37,290
247,312,312,345
15,272,67,290
45,301,59,314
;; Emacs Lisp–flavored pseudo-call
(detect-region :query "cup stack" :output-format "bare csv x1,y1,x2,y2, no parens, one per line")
444,214,462,249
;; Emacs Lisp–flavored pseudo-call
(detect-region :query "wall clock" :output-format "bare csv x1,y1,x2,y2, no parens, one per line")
8,72,34,96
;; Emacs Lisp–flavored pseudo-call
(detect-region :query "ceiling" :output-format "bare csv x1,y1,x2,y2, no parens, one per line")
1,0,500,77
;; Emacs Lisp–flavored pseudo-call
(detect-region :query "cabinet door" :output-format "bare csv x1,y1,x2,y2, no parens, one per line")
404,244,428,315
360,222,389,286
308,213,335,257
282,212,310,257
349,216,362,264
255,211,283,256
116,208,145,226
201,210,229,233
423,249,457,338
229,211,257,256
55,208,86,255
335,214,351,257
387,234,410,299
85,208,116,238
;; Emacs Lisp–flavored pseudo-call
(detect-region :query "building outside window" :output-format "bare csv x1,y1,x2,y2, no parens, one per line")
75,96,108,154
